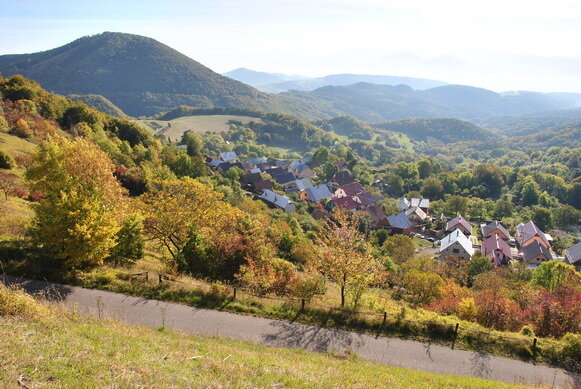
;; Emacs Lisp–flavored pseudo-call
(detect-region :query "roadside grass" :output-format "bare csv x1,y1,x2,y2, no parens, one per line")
3,247,579,374
0,133,37,158
0,285,538,389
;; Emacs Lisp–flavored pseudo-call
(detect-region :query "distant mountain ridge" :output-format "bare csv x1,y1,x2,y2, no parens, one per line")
224,70,448,92
279,83,581,122
1,32,580,123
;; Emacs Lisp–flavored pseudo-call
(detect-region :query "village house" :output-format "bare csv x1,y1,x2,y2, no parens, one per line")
440,229,474,260
329,196,358,211
353,191,379,209
259,190,296,213
300,184,332,202
285,178,313,193
273,172,297,186
333,182,364,198
219,151,238,163
332,171,353,186
564,241,581,271
410,198,430,214
397,197,411,212
522,240,553,268
366,205,388,228
481,220,512,241
446,215,472,235
251,179,273,193
405,206,428,224
482,233,512,266
516,221,551,249
385,212,414,234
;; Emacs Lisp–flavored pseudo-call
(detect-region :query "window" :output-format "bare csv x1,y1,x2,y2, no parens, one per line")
452,248,460,253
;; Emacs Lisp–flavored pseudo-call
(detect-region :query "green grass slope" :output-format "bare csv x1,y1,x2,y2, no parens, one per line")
0,285,531,389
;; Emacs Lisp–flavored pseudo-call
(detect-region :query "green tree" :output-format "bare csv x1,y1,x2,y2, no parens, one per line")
521,181,540,206
182,131,203,157
421,177,444,199
26,136,126,269
552,205,581,227
108,213,144,265
0,105,8,132
383,234,415,264
532,207,553,231
531,260,578,292
467,255,493,286
493,199,513,219
311,146,330,167
474,164,504,198
445,195,469,216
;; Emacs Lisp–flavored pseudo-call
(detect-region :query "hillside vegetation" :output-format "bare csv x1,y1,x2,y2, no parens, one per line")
0,285,535,389
68,94,128,118
374,118,492,143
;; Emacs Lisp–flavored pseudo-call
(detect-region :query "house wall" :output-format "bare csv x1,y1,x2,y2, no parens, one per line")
441,242,471,260
485,229,509,240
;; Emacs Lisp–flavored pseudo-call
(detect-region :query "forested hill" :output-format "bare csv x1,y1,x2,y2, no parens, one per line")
373,118,492,143
0,32,285,117
279,83,581,122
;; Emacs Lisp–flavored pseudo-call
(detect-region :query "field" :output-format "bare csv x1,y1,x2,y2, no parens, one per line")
138,115,263,141
0,285,533,389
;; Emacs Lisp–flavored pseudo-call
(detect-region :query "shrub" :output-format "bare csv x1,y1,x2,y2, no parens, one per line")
457,297,478,321
520,324,535,337
0,150,16,169
0,284,49,318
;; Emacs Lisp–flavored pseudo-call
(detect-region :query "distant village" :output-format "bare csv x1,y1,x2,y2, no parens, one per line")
206,151,581,271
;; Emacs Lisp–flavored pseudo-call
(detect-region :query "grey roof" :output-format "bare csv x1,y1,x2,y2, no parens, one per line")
265,167,285,177
522,240,553,263
565,241,581,265
446,215,472,233
305,184,332,202
219,151,237,162
290,178,313,192
274,172,297,185
260,190,293,210
387,212,413,229
440,229,474,256
411,198,430,209
248,156,267,165
397,197,411,211
482,220,511,239
207,158,223,168
517,221,549,247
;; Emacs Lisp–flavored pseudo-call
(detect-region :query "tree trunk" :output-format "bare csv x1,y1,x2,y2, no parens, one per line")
340,285,345,307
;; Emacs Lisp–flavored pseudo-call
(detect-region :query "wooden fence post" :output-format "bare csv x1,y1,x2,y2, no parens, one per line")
145,272,149,282
158,273,163,284
451,323,459,350
233,287,237,300
301,299,305,310
382,312,387,327
532,337,537,359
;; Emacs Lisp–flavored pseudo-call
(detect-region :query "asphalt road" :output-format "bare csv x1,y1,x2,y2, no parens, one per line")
2,275,579,388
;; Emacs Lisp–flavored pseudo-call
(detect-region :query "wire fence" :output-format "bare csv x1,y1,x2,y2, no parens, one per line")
127,270,543,357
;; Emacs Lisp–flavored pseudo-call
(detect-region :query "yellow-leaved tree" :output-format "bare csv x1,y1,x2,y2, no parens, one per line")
313,209,385,308
139,179,247,274
26,136,127,269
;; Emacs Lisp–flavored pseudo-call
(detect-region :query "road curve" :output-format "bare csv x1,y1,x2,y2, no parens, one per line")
2,275,579,388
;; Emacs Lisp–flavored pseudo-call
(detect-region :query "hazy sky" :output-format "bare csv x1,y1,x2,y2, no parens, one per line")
1,0,581,92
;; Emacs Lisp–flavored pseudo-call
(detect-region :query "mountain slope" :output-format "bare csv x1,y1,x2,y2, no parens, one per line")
67,94,128,118
374,118,492,143
0,32,280,117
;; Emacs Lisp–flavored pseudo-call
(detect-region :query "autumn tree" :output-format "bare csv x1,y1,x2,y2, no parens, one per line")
139,179,246,273
403,270,445,304
312,210,384,307
26,136,126,268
